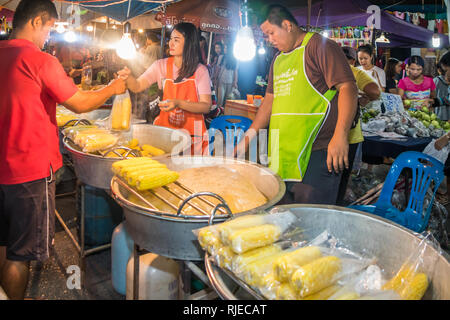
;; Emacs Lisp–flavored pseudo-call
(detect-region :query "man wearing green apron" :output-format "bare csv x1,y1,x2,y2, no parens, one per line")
238,5,358,205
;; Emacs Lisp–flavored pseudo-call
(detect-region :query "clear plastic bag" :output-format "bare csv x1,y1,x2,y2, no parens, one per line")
110,90,132,131
423,139,450,164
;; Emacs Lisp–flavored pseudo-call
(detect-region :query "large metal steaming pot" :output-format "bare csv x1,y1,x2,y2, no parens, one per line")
205,204,450,300
64,124,191,189
110,156,286,261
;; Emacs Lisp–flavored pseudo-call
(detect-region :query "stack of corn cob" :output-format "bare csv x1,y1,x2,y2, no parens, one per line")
112,158,179,191
381,263,429,300
64,126,119,153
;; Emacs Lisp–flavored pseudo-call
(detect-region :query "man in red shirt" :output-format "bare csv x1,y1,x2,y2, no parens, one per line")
0,0,125,299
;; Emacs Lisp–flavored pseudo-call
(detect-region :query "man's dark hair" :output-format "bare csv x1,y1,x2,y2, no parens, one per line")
172,22,202,82
13,0,58,31
259,4,298,27
146,31,159,43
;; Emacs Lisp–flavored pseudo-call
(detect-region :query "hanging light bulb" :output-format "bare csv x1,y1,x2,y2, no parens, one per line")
432,33,441,48
64,30,77,43
55,22,66,34
112,24,117,30
233,0,256,61
116,22,136,60
86,24,94,32
321,30,330,38
375,32,390,44
258,44,266,55
138,29,144,33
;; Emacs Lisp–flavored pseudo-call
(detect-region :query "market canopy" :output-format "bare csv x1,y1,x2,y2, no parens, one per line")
59,0,178,22
156,0,240,34
292,0,449,48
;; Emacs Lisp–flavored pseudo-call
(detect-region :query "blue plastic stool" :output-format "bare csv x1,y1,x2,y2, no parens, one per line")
111,221,134,296
208,115,252,156
349,151,444,233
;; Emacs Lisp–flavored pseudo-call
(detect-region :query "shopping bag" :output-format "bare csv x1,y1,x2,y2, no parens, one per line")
422,139,449,164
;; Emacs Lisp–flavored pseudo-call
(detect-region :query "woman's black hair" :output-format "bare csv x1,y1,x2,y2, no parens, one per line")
407,55,425,68
357,44,374,57
439,51,450,68
221,43,237,70
172,22,202,82
385,57,400,80
211,42,223,62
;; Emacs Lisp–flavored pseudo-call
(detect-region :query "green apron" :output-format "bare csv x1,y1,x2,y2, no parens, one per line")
269,32,336,181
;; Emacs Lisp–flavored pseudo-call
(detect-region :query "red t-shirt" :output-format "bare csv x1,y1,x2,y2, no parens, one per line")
0,39,78,184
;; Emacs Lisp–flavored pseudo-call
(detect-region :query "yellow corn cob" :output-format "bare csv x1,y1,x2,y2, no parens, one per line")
273,246,323,282
111,158,150,174
136,170,179,190
141,144,166,156
127,138,139,148
118,160,164,176
232,245,282,274
302,285,341,300
291,256,342,298
215,246,235,270
228,224,282,254
334,291,360,300
257,272,281,300
242,252,285,286
382,263,415,291
122,164,168,180
111,96,132,130
81,134,119,152
399,273,428,300
197,228,223,255
276,283,299,300
217,214,266,245
128,168,171,186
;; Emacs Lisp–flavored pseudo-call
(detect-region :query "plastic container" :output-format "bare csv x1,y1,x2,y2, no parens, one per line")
111,222,134,295
76,184,123,247
126,253,180,300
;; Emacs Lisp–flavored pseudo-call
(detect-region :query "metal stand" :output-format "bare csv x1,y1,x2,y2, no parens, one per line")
55,183,112,277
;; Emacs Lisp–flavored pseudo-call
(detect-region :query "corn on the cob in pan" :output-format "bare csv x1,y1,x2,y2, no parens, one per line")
217,215,266,245
382,263,428,300
290,255,342,298
231,244,282,274
112,158,179,191
273,246,323,282
141,144,165,156
197,228,223,256
227,224,282,254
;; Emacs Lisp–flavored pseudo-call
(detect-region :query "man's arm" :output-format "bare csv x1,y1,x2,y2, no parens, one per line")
327,81,358,173
62,79,126,114
362,82,381,101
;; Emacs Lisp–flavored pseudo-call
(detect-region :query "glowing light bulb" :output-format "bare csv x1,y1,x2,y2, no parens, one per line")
116,33,136,60
56,23,66,34
432,33,440,48
233,26,256,62
86,25,94,32
321,30,330,38
258,46,266,55
138,29,144,33
112,25,117,30
64,30,77,43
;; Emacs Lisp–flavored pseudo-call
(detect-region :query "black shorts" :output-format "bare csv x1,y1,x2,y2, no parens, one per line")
0,176,56,261
277,149,343,205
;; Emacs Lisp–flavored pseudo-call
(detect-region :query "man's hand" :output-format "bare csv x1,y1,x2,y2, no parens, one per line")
117,66,131,81
108,78,126,95
159,99,179,112
327,133,349,173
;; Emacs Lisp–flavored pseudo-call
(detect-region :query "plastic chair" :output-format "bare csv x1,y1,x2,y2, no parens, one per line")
208,115,253,156
349,151,444,233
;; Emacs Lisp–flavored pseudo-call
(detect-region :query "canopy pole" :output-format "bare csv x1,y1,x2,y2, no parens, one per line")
160,25,166,58
207,32,213,65
307,0,311,31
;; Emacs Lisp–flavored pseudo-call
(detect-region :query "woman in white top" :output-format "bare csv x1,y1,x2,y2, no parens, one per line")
357,44,386,92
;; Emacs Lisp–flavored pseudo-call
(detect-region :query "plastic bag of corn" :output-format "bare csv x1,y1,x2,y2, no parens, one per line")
110,90,132,131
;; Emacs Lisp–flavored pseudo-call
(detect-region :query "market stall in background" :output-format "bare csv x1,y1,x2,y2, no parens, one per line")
0,0,449,302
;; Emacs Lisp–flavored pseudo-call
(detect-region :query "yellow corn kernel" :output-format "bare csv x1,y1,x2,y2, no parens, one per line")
215,246,235,271
399,273,428,300
217,215,266,245
273,246,323,282
334,291,360,300
198,228,222,255
291,256,342,298
127,138,139,148
276,283,299,300
242,252,285,286
228,224,282,254
382,263,415,291
82,134,119,152
111,96,132,130
141,144,165,156
136,171,179,190
122,164,168,180
232,245,282,274
128,168,171,186
302,285,341,300
111,158,149,173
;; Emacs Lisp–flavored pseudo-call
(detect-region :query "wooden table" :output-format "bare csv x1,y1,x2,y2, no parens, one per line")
224,100,259,120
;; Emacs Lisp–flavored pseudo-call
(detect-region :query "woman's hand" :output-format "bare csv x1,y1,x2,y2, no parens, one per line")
117,66,131,81
159,99,179,112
